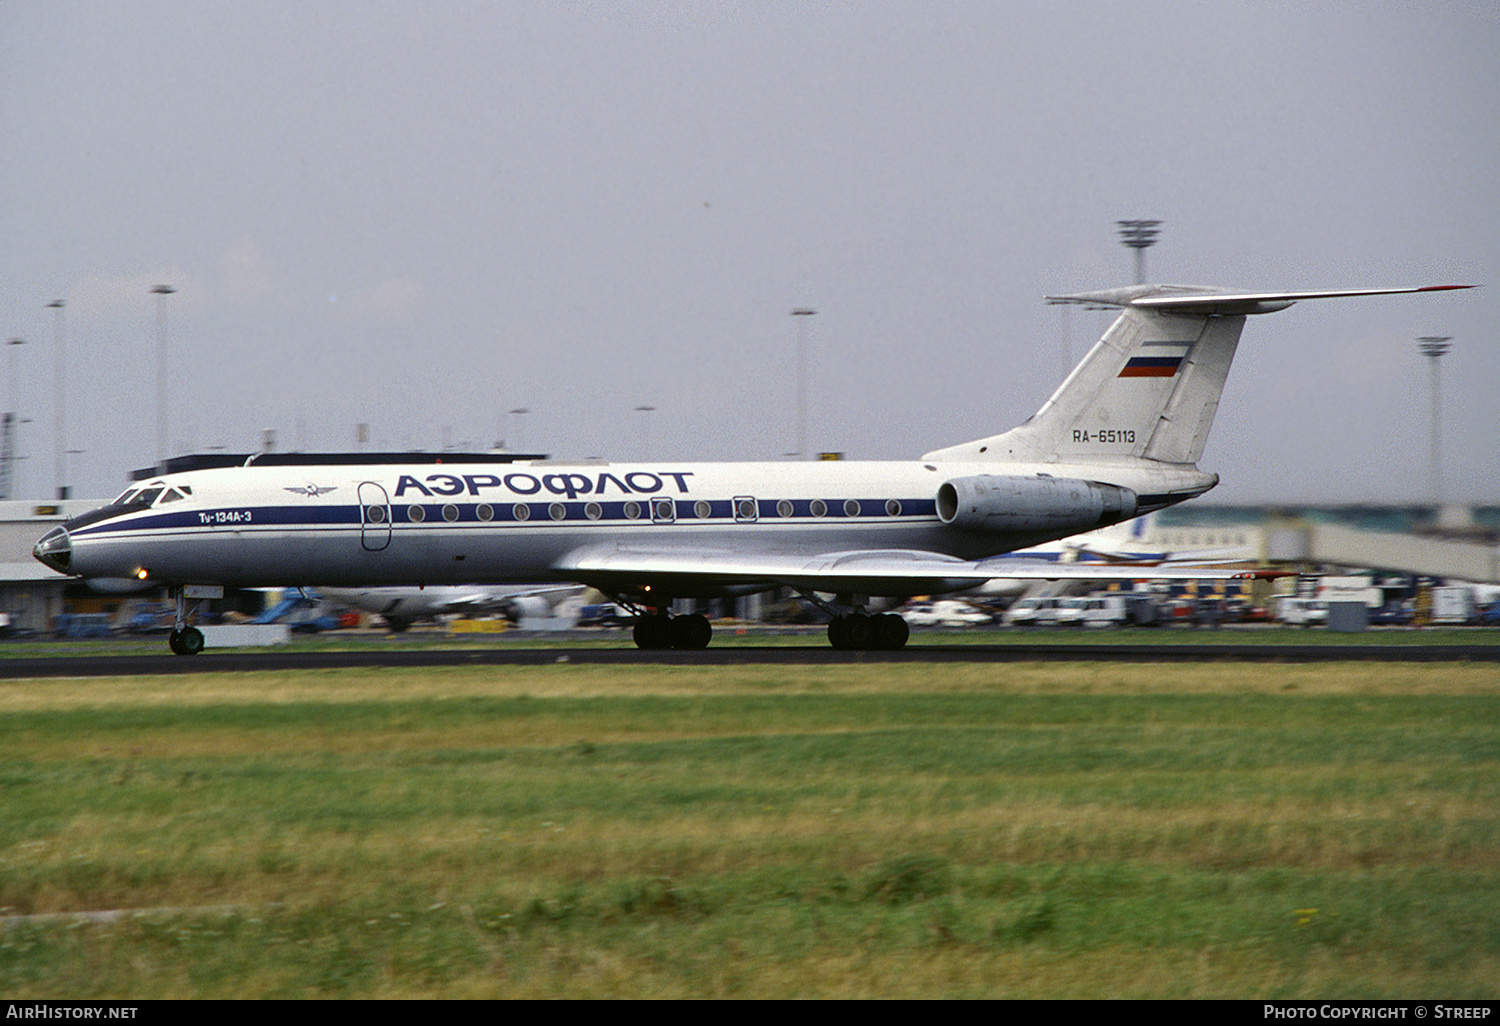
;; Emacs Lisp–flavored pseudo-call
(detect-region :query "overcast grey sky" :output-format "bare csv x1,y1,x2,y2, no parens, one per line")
2,0,1495,503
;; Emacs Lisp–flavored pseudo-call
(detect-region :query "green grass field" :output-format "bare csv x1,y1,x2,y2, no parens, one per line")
0,660,1496,998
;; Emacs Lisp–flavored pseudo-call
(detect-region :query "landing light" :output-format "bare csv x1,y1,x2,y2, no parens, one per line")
136,568,150,580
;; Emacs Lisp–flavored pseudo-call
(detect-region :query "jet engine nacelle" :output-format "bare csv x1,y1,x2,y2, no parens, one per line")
936,474,1137,534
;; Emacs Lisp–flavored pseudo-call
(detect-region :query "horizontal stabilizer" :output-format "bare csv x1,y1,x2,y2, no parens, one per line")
1046,284,1475,317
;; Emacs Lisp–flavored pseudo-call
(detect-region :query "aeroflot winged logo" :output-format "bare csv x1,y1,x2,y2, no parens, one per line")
1119,340,1190,378
285,483,339,498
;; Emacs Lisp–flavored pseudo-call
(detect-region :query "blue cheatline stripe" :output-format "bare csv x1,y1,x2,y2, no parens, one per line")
70,498,943,536
71,504,357,537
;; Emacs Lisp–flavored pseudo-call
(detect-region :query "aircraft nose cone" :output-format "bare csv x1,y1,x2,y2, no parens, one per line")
33,527,72,574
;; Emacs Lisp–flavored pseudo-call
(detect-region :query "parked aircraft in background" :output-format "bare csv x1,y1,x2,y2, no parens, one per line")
969,511,1260,600
319,583,587,631
33,283,1469,654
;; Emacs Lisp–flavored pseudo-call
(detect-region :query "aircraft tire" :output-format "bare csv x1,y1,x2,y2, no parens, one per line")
169,626,205,656
670,613,712,650
632,615,674,650
828,613,907,650
828,613,874,649
873,613,910,650
843,613,874,650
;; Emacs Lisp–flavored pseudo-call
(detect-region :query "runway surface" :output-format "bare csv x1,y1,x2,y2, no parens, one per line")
3,640,1498,678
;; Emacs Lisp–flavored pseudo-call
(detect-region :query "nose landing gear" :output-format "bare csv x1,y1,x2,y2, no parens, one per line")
169,625,205,656
167,584,222,656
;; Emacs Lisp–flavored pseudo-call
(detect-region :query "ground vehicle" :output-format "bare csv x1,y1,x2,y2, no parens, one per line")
1062,594,1131,628
1004,596,1067,627
1430,586,1476,625
902,600,992,628
577,603,630,627
1277,596,1328,626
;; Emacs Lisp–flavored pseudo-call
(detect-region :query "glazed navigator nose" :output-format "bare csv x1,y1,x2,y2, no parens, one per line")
33,526,72,574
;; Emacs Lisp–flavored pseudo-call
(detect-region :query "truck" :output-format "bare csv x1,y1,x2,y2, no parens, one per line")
1430,586,1476,625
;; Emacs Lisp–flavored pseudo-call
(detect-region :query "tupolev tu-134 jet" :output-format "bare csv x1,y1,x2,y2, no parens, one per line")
34,283,1471,654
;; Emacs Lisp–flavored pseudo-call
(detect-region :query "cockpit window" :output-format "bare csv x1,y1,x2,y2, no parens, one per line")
110,481,189,507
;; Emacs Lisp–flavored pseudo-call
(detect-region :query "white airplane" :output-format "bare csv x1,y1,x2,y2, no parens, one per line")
967,511,1260,600
33,283,1469,654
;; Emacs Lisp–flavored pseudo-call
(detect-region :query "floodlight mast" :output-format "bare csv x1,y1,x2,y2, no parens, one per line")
1116,220,1162,284
634,405,657,460
1417,336,1452,506
791,308,816,460
1,337,24,499
48,300,66,499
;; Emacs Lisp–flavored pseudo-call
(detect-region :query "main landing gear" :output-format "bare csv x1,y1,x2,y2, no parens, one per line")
623,599,910,652
827,612,909,651
632,613,713,650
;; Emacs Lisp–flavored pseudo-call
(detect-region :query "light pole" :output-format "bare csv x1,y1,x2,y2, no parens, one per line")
1116,220,1162,284
508,407,530,452
65,448,84,498
3,338,25,498
1417,336,1452,506
634,405,656,461
5,337,22,422
152,285,176,466
791,308,816,459
48,299,66,498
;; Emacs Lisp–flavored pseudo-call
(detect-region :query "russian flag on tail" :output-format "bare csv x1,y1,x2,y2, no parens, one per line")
1119,340,1190,378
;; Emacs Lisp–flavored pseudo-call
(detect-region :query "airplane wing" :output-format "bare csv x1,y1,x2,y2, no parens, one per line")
554,545,1271,600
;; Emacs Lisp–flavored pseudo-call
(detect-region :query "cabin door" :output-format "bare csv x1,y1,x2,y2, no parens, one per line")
358,481,392,551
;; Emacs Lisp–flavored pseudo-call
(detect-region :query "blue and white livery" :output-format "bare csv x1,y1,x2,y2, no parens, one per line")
33,283,1471,653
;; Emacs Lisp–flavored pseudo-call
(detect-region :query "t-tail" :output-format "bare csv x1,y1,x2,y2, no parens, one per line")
923,284,1474,468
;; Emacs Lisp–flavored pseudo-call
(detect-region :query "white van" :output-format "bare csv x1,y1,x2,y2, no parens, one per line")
1003,596,1065,627
1277,596,1328,626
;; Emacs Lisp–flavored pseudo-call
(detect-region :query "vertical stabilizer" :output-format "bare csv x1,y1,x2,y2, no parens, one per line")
922,283,1471,468
924,294,1243,466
